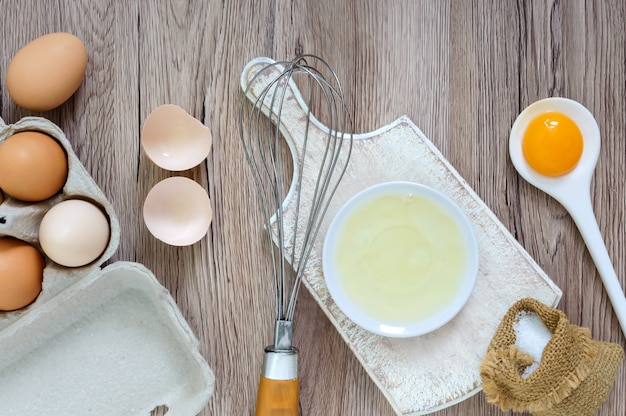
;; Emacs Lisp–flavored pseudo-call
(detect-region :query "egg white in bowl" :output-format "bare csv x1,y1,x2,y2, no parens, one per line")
322,181,479,338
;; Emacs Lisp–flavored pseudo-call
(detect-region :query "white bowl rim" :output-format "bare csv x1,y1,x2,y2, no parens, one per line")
322,181,479,338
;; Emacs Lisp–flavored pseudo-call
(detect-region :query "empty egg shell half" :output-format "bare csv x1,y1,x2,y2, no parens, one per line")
141,105,212,171
143,176,212,246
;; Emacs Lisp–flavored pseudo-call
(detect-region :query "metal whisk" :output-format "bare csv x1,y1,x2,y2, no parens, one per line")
239,55,353,415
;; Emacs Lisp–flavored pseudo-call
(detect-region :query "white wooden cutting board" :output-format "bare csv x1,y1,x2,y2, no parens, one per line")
241,57,562,415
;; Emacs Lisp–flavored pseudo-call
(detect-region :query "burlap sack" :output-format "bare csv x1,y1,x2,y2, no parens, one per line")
480,298,623,415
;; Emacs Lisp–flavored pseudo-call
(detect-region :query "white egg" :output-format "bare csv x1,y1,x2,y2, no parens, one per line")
39,199,110,267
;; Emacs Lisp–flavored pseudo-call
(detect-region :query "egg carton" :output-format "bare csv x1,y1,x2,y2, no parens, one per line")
0,116,214,415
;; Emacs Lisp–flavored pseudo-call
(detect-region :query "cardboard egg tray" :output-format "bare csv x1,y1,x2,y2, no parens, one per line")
0,116,214,415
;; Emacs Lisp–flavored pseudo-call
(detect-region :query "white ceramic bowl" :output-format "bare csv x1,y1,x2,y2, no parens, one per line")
322,181,479,337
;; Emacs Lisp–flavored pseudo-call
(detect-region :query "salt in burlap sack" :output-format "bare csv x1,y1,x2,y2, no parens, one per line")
480,298,623,415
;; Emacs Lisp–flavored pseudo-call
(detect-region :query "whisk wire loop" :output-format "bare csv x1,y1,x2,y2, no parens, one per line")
240,54,353,333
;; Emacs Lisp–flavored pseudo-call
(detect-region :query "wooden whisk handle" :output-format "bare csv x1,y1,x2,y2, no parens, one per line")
256,376,299,416
255,347,299,416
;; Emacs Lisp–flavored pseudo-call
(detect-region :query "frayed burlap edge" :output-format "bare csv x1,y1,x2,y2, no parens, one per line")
479,298,597,413
535,339,624,416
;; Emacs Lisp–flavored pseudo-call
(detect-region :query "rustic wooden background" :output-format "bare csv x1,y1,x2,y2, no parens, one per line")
1,1,624,415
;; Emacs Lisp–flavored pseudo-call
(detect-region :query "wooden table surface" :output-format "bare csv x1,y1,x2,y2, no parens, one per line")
1,1,624,415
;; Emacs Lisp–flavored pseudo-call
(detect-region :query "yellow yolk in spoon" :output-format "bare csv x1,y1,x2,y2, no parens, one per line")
522,111,584,176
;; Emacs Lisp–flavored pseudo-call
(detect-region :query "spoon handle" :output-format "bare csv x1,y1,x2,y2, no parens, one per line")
566,195,626,336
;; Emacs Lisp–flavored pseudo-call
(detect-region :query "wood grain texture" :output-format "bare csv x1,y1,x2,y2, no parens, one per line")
0,1,624,415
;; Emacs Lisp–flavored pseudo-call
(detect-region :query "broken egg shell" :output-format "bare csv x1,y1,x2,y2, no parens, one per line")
143,176,212,246
141,105,212,171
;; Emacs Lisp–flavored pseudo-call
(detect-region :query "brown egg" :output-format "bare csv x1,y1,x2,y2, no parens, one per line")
6,32,88,112
0,131,68,202
0,237,45,311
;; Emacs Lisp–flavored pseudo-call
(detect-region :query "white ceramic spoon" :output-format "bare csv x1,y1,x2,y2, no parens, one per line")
509,97,626,336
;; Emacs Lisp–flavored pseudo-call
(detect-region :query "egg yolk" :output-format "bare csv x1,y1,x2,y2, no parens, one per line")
522,111,584,176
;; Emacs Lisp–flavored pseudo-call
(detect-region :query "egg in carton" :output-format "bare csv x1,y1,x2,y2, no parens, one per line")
0,116,215,415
